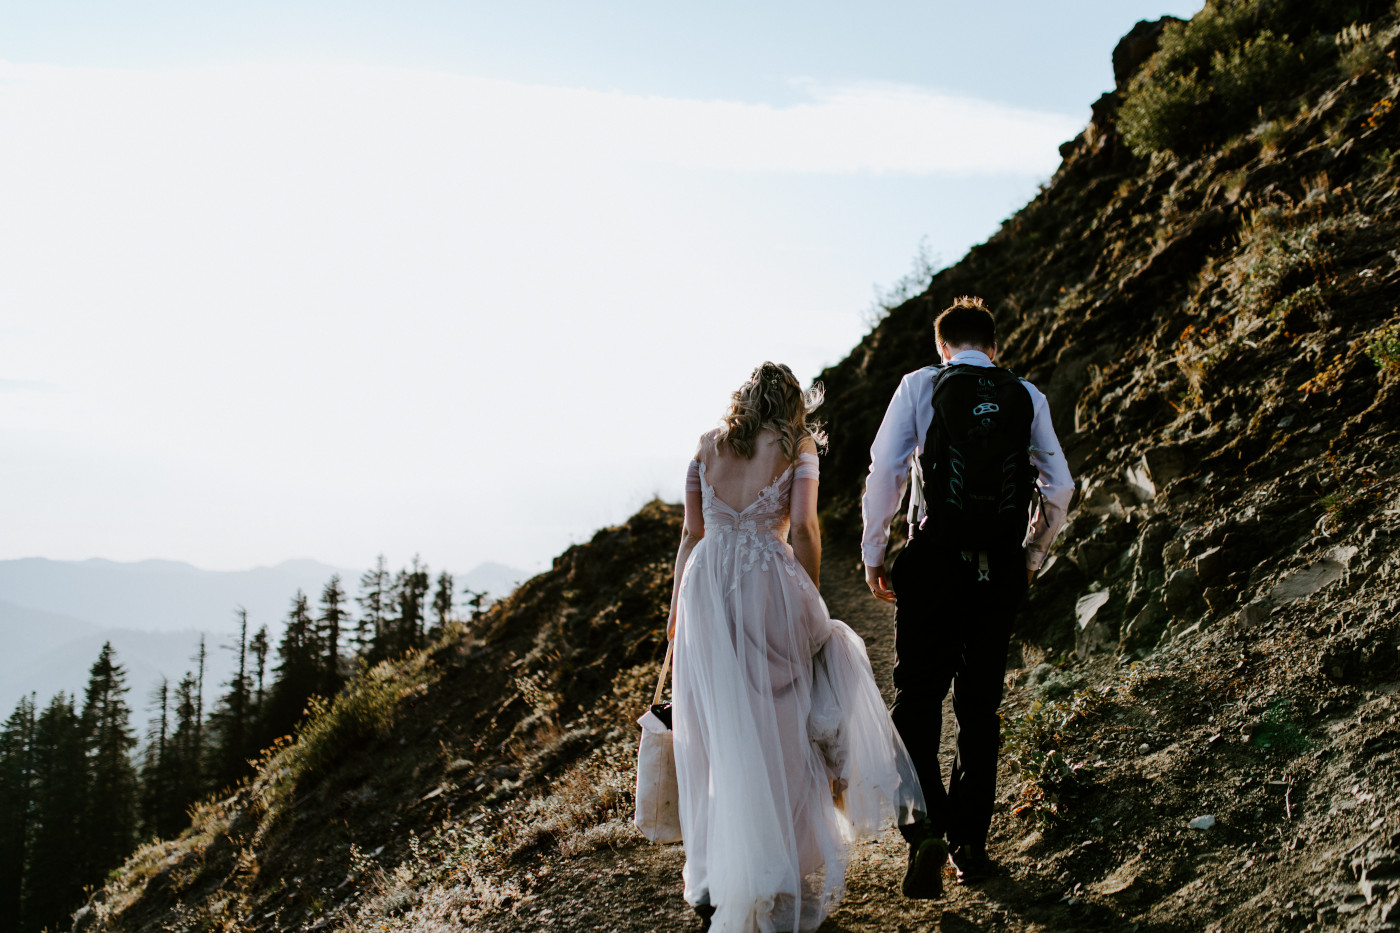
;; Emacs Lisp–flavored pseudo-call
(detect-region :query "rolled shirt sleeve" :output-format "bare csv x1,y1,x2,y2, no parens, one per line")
1022,383,1075,571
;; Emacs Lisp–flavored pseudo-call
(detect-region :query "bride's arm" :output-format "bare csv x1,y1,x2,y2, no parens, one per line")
667,455,706,640
790,437,821,589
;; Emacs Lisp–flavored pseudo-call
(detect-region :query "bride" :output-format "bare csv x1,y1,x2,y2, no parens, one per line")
666,362,924,933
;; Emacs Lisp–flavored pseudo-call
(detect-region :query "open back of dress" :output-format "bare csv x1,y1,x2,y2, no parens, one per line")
672,430,924,933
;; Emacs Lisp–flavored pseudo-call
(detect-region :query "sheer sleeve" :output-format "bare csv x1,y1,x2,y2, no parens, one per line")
683,456,705,539
794,451,819,481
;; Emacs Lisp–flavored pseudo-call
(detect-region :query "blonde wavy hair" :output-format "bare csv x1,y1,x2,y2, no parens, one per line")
717,362,828,460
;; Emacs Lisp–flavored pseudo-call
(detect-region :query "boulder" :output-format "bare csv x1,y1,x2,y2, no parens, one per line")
1269,553,1351,605
1195,546,1231,586
1076,589,1118,657
1078,478,1134,518
1203,585,1237,615
1163,566,1202,616
1142,445,1189,489
1072,539,1123,577
1120,599,1167,656
1124,565,1167,621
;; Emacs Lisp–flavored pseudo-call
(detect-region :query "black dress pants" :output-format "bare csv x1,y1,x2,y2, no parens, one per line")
890,530,1027,849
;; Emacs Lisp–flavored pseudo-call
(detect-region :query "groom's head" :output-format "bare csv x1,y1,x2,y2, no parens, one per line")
935,295,997,362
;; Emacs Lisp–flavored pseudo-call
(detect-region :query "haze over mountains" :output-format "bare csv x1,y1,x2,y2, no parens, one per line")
0,557,524,710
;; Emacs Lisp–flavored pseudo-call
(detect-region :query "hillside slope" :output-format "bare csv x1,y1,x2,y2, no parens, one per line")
82,4,1400,932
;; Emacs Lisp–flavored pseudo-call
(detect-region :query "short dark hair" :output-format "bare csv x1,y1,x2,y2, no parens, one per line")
934,295,996,350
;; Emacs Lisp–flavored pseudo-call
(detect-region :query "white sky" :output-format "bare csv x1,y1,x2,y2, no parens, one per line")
1,1,1203,578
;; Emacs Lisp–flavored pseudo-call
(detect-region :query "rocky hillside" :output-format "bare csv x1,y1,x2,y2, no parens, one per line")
80,2,1400,931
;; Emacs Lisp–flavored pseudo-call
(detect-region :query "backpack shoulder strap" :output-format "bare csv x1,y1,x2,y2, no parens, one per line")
927,361,963,404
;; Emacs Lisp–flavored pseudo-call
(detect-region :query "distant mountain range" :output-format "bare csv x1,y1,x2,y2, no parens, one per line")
0,557,526,712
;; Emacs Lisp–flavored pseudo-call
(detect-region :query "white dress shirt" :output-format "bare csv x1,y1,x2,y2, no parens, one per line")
860,349,1075,571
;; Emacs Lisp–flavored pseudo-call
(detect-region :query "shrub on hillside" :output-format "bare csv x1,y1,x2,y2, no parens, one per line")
1368,320,1400,373
1118,0,1395,157
1120,18,1305,156
254,645,440,823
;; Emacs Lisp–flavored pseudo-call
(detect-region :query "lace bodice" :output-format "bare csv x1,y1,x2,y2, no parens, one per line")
688,453,819,582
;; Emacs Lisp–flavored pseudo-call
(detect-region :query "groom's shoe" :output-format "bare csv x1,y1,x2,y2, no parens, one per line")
948,841,997,885
901,836,947,899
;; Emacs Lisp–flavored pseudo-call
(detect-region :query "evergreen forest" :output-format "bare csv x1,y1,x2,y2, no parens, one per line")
0,559,489,933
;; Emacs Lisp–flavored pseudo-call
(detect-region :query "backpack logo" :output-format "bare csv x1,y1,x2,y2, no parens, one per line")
972,402,1000,416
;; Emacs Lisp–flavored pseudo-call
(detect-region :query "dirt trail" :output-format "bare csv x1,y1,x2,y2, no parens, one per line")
502,553,1086,933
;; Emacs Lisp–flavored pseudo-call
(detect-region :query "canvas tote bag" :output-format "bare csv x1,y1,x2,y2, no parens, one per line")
633,641,682,843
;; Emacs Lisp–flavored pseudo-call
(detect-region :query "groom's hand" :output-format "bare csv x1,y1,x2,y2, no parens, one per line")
865,563,896,603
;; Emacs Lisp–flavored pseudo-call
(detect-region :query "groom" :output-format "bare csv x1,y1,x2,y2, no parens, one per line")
861,296,1073,898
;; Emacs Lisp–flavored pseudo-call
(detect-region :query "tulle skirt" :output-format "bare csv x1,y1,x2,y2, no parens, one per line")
672,534,924,933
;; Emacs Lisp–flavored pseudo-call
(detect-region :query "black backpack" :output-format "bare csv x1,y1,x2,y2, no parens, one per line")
919,363,1036,552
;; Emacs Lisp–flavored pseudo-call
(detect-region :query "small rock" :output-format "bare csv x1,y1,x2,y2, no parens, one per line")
1234,598,1273,633
1025,662,1056,688
1123,463,1156,501
1139,743,1151,754
1189,815,1216,830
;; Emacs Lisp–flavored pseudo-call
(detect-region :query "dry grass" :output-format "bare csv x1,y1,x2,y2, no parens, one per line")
507,754,641,859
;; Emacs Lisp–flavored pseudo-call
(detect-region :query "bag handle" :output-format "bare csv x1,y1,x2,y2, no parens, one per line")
653,640,674,706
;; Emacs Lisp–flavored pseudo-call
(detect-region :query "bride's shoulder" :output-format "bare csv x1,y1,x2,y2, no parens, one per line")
695,428,723,462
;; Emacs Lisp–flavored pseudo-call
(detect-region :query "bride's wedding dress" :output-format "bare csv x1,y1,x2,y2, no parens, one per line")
672,437,924,933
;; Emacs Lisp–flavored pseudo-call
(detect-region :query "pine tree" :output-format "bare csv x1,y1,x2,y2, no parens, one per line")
265,591,320,738
0,695,36,929
169,671,204,822
250,625,270,714
463,587,489,624
78,642,138,892
24,693,85,933
430,570,454,637
139,677,182,839
356,555,391,661
391,556,430,654
191,636,206,776
317,576,347,697
207,610,254,792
